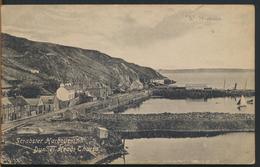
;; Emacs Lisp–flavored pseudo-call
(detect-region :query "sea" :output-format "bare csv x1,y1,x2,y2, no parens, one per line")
108,70,255,164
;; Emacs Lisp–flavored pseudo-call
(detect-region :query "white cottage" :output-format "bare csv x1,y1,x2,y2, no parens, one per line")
56,83,75,101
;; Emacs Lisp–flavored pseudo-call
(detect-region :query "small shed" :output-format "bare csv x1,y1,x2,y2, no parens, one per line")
95,127,108,139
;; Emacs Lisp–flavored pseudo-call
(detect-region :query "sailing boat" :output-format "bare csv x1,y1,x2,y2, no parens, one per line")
237,95,247,108
243,79,254,104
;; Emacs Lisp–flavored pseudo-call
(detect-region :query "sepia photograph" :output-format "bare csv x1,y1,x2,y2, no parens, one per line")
0,4,255,164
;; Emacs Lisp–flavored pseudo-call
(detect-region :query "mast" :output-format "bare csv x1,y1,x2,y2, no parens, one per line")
244,79,247,90
223,79,226,90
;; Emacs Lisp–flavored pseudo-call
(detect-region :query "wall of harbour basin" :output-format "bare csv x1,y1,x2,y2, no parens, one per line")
71,90,151,114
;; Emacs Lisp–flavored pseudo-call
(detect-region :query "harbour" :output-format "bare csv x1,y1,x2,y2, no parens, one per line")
1,5,255,164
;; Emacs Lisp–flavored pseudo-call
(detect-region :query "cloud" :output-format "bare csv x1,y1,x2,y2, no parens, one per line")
2,5,253,69
111,8,221,47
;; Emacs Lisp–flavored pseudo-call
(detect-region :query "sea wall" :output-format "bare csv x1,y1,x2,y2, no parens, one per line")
152,88,255,99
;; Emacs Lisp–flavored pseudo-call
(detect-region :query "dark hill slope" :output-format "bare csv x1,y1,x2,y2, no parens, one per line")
2,33,163,90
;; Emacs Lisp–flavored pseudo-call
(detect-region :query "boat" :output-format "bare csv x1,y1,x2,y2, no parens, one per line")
237,95,247,108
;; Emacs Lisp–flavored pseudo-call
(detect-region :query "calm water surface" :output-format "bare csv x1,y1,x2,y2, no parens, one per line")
107,97,255,114
110,133,255,164
109,71,255,164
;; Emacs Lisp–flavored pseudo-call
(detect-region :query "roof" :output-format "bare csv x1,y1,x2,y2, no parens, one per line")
97,127,108,131
40,95,54,104
64,109,78,114
25,98,41,106
64,85,75,91
8,96,29,106
2,97,13,106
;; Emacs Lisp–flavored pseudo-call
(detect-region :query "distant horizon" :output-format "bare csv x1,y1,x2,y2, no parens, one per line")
158,68,255,71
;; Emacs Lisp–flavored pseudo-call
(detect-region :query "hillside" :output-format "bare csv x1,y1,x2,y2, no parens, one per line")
2,33,164,91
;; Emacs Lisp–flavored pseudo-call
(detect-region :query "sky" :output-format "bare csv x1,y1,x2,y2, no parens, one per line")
2,5,255,69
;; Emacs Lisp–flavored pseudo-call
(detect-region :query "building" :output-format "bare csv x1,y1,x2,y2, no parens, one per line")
1,97,15,123
168,83,186,90
8,96,30,120
1,80,13,96
150,78,176,86
40,95,55,112
150,79,165,85
78,92,94,103
95,127,109,139
164,78,176,85
87,86,111,100
30,69,40,74
25,98,44,115
56,83,75,101
129,80,144,91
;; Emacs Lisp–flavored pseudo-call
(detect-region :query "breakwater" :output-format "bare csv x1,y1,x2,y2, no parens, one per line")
152,87,255,99
119,130,232,139
80,112,255,138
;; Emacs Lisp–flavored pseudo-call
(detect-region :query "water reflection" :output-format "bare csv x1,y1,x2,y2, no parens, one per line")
109,132,255,164
105,97,255,114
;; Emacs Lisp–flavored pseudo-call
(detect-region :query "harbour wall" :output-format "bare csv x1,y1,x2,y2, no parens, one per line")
81,112,255,139
72,90,151,114
152,88,255,99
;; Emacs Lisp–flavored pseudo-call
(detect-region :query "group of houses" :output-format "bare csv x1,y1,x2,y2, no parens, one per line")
1,95,58,123
1,82,113,124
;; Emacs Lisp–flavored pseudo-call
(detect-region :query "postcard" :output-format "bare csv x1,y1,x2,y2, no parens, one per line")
1,4,255,164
